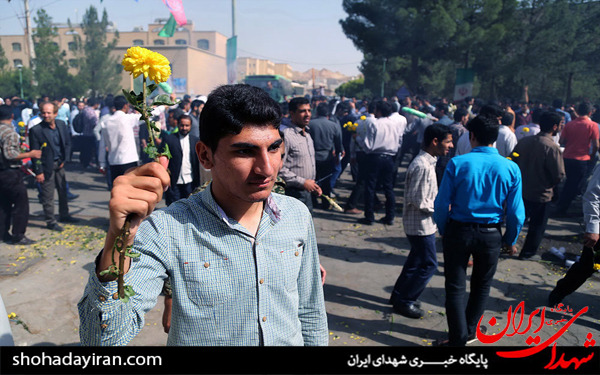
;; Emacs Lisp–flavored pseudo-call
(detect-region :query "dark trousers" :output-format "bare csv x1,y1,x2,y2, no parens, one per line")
315,159,335,198
79,135,97,167
556,158,588,213
390,234,438,305
442,220,502,346
40,162,69,225
364,153,395,221
549,245,597,305
286,187,313,214
109,162,138,185
165,182,194,206
345,152,366,210
0,169,29,242
519,199,551,259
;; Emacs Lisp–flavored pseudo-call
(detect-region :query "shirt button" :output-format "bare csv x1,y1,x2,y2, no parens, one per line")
100,323,108,329
259,278,264,284
112,293,119,300
204,262,210,268
98,295,106,302
262,316,267,322
294,251,299,256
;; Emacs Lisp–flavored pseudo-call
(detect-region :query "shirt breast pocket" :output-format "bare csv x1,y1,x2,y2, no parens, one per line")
182,259,233,307
279,244,303,291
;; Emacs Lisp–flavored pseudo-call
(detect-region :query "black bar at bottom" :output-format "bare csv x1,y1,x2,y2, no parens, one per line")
1,346,598,374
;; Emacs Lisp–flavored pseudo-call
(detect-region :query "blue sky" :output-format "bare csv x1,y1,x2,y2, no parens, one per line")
0,0,363,76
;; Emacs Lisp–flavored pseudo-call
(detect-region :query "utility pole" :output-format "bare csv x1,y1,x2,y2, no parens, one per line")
24,0,36,71
380,57,387,97
232,0,236,37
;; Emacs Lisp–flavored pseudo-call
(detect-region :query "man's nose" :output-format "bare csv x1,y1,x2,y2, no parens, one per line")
254,150,274,176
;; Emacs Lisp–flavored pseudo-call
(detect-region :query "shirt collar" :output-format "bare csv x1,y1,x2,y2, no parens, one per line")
471,146,499,154
417,149,437,164
199,183,281,230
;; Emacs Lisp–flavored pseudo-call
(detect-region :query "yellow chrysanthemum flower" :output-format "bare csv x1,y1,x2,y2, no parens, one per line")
7,312,16,319
512,152,520,157
360,115,366,121
523,127,530,132
594,263,600,271
122,46,171,83
18,121,25,127
41,142,47,148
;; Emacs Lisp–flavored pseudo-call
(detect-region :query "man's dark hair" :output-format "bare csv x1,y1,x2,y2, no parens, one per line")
501,112,514,126
531,107,544,124
539,111,562,133
453,107,468,122
315,102,329,117
467,115,499,145
179,98,191,109
87,97,98,107
113,95,128,111
552,99,563,109
178,114,192,124
288,97,310,113
0,105,13,121
577,101,593,116
191,99,204,110
423,123,451,149
199,84,282,152
375,100,394,117
479,104,504,118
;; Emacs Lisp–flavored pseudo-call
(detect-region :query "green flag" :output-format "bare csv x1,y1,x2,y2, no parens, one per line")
158,14,177,38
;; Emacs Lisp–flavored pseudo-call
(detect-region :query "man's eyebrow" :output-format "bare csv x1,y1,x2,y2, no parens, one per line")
230,138,283,149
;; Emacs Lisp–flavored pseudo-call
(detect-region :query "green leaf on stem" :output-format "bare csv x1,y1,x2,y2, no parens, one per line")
144,144,159,160
159,143,172,160
152,94,177,107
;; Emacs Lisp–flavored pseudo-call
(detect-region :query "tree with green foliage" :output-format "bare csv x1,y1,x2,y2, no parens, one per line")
32,9,81,99
0,39,8,71
335,76,372,98
75,6,120,97
340,0,600,103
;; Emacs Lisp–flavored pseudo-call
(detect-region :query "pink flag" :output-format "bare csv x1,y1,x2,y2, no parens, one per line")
162,0,187,26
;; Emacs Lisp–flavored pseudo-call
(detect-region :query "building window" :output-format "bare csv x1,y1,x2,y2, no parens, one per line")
153,39,165,46
13,59,23,67
175,39,187,45
197,39,209,50
68,41,77,51
12,42,21,52
133,39,144,46
68,59,78,68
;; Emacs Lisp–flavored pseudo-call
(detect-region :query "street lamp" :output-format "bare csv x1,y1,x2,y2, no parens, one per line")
16,64,24,98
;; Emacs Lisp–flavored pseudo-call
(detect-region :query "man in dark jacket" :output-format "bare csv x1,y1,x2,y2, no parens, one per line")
30,102,76,231
308,103,344,208
163,114,200,205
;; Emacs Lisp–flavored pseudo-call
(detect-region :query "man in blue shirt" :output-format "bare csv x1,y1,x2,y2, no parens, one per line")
78,84,328,346
434,115,525,346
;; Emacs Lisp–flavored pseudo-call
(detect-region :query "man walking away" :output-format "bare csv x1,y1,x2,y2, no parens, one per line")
390,124,453,318
514,111,565,260
434,115,525,346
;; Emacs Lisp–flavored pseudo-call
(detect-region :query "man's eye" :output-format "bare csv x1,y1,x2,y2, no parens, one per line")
236,149,253,155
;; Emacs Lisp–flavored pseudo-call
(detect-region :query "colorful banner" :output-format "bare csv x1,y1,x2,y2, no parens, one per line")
158,14,177,38
226,36,237,84
454,68,474,102
162,0,187,26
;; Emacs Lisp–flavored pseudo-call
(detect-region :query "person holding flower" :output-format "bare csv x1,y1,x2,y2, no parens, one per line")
78,75,328,344
0,105,41,245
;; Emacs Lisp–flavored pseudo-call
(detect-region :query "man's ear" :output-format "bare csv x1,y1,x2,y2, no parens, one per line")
196,141,214,169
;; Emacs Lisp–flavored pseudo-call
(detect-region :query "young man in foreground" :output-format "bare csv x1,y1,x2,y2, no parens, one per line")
78,84,328,346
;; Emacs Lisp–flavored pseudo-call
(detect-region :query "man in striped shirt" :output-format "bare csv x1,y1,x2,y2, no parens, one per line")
79,85,328,346
389,124,453,319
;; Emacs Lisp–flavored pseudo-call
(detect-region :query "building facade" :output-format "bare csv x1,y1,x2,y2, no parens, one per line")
0,21,228,96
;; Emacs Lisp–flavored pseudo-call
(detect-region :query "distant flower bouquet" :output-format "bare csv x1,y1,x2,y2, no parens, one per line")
344,121,358,132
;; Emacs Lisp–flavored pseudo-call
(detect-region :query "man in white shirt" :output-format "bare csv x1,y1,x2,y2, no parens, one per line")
359,100,407,225
495,111,518,157
163,114,200,205
98,95,140,184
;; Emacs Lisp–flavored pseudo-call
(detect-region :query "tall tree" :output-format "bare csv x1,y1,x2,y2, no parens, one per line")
0,39,8,71
76,6,120,97
32,9,79,98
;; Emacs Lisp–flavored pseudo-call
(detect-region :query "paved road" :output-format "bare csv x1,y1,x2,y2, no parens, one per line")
0,161,598,347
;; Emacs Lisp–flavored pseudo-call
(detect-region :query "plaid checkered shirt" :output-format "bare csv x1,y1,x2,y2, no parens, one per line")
403,150,438,236
78,186,328,346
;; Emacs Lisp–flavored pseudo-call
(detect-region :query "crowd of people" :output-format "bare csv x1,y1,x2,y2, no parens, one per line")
1,85,599,347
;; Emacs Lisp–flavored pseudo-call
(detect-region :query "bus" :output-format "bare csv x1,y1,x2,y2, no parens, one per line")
243,75,296,102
